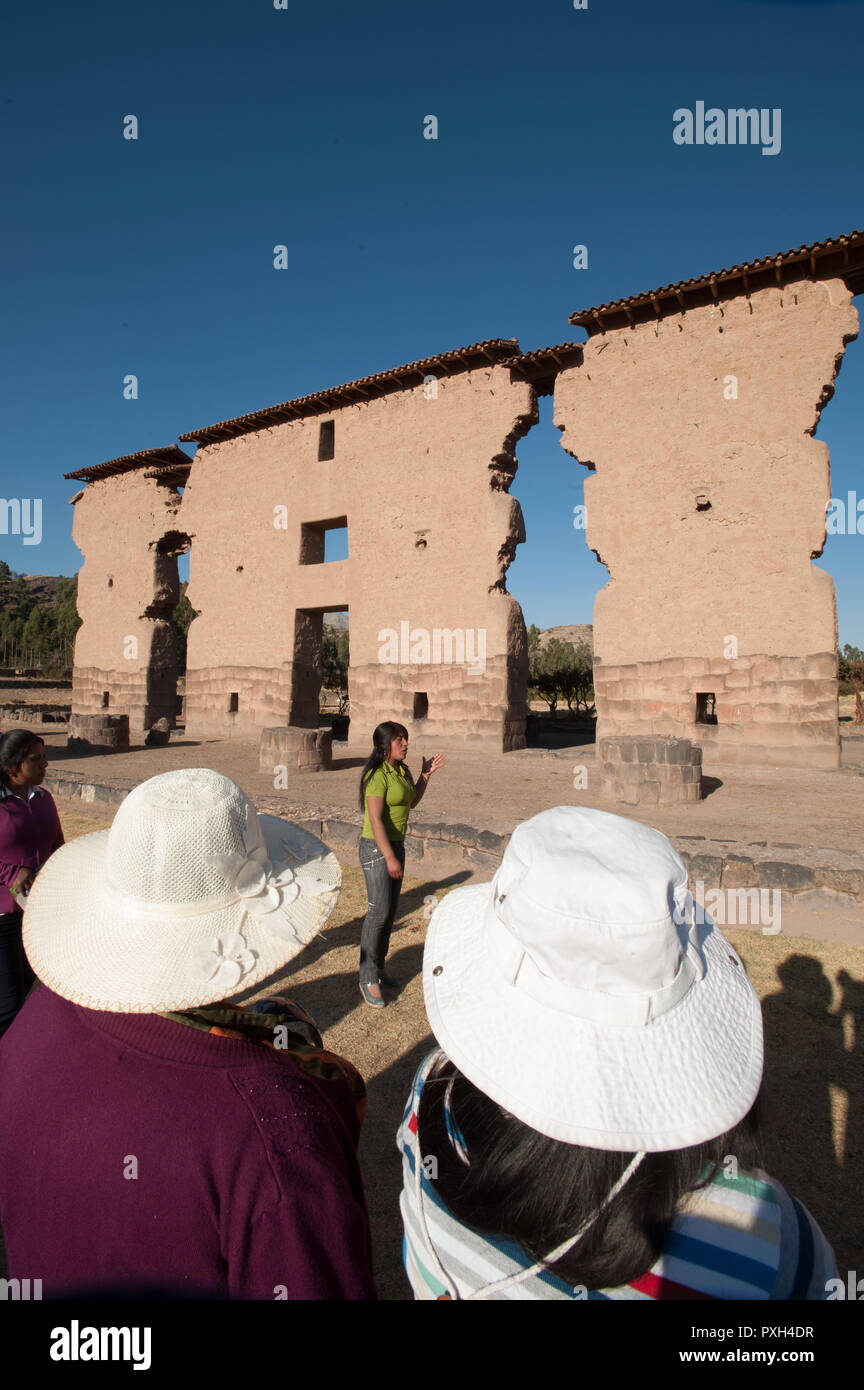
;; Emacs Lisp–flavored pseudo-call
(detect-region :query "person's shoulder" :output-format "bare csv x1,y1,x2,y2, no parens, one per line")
397,1048,443,1155
363,764,388,792
676,1167,837,1300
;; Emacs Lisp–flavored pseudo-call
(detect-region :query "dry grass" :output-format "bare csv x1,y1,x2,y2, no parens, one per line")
55,806,863,1298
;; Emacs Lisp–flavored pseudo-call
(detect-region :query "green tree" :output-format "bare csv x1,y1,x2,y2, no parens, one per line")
322,626,350,713
170,585,198,674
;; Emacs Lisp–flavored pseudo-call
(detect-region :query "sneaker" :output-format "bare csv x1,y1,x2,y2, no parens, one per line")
359,979,385,1008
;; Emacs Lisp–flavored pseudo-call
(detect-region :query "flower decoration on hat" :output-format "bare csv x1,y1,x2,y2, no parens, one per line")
206,806,339,947
208,842,304,942
191,932,257,991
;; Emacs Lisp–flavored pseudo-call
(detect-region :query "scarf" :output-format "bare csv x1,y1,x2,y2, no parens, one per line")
159,995,366,1125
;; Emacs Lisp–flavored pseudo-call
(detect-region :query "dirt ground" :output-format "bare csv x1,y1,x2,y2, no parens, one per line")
51,801,864,1300
26,721,864,868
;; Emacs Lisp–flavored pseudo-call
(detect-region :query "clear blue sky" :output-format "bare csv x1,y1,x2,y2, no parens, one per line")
2,0,862,646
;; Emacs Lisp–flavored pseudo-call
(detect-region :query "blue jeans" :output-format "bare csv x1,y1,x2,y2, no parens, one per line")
358,837,405,985
0,909,35,1038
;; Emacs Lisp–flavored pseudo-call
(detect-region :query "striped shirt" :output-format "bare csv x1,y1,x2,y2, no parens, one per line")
397,1050,837,1301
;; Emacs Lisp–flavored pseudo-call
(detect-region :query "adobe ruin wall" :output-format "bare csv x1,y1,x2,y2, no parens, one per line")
70,471,184,736
178,364,536,751
554,277,859,767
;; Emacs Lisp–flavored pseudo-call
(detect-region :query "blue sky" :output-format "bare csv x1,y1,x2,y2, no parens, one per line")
1,0,862,646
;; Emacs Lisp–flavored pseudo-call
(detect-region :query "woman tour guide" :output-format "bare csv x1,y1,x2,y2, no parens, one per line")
358,722,442,1008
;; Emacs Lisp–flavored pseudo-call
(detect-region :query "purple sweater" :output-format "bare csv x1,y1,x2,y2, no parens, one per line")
0,785,64,913
0,986,377,1299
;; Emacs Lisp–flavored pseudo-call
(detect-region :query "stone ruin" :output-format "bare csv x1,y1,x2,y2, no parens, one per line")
65,229,864,769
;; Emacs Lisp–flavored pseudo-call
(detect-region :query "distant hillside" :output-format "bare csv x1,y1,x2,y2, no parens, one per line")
537,623,593,652
1,573,65,611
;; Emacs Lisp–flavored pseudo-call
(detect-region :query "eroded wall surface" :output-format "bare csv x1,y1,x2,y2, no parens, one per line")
178,365,535,750
555,278,859,767
71,474,184,734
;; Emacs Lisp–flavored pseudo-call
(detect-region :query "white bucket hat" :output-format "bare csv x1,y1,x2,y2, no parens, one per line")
423,806,763,1152
23,768,342,1013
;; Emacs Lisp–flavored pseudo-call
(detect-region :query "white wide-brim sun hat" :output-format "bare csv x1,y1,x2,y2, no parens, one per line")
23,767,342,1013
423,806,763,1152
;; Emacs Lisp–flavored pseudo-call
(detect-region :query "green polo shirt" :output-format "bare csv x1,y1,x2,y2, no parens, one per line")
361,761,417,842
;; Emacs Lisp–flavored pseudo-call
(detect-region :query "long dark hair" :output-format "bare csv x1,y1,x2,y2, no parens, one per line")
0,731,45,788
418,1057,764,1291
358,721,414,810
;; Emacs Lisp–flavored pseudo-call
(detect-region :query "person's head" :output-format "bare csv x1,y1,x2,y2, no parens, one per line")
22,768,342,1012
419,806,764,1292
358,722,411,809
0,732,47,791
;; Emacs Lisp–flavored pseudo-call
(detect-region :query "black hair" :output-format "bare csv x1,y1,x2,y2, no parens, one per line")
358,721,414,810
418,1058,764,1291
0,731,45,787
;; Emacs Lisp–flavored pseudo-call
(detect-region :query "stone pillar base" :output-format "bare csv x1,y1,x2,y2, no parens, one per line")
260,726,334,773
67,714,131,753
598,736,702,806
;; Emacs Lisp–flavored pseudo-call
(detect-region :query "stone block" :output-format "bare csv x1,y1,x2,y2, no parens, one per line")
688,855,723,888
806,652,838,680
144,717,172,748
751,657,782,683
663,739,692,765
778,657,807,680
321,818,361,847
757,861,815,894
616,762,644,783
465,847,503,869
67,714,130,752
720,855,757,889
801,679,833,704
812,867,864,901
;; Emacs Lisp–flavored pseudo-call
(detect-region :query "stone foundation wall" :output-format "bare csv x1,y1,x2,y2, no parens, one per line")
348,650,527,751
184,665,294,739
595,651,839,767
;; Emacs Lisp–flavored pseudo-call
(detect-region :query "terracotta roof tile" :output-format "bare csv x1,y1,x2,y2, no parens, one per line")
569,228,864,335
64,445,193,484
178,339,523,445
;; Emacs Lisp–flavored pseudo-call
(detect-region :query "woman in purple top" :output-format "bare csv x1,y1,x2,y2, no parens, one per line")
0,731,64,1035
0,767,376,1300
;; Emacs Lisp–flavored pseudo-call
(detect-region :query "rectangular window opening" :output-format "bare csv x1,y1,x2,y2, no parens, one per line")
101,691,110,709
695,692,717,725
318,420,335,461
413,692,429,720
299,517,348,565
228,692,239,714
